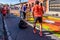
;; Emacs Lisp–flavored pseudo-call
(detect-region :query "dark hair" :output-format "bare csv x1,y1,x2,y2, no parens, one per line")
40,3,42,6
26,4,28,6
35,1,39,4
32,3,34,7
29,4,30,6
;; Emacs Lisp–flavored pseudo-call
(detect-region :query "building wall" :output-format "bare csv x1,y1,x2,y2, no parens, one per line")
28,0,44,3
28,0,35,3
28,0,48,12
49,0,60,12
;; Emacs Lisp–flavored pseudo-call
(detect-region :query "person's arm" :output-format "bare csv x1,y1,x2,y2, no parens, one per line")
42,6,46,14
42,7,44,14
32,11,34,18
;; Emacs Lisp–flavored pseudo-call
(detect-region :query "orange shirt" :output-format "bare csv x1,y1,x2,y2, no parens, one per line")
32,4,43,17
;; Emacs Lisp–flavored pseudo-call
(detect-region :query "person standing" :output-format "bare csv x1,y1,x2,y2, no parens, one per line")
32,1,44,36
1,5,7,18
19,4,23,18
6,5,10,17
5,5,9,13
25,4,31,20
22,4,28,19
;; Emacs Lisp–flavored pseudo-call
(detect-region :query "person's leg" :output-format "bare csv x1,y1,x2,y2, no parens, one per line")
24,12,26,19
21,11,23,19
33,23,36,33
33,17,37,34
23,12,25,19
3,14,6,19
22,11,24,19
25,12,26,19
39,23,42,36
39,17,42,36
25,12,27,20
20,11,22,18
26,12,29,21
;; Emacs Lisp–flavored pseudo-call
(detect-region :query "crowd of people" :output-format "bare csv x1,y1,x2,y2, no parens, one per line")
19,0,46,36
19,1,45,20
0,0,46,37
19,3,32,19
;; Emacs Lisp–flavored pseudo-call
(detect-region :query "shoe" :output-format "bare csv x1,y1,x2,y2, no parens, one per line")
33,29,36,34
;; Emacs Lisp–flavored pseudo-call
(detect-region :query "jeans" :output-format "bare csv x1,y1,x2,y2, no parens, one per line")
20,11,23,18
23,12,26,19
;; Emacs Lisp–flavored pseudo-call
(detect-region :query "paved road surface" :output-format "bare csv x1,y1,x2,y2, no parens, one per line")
3,13,60,40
